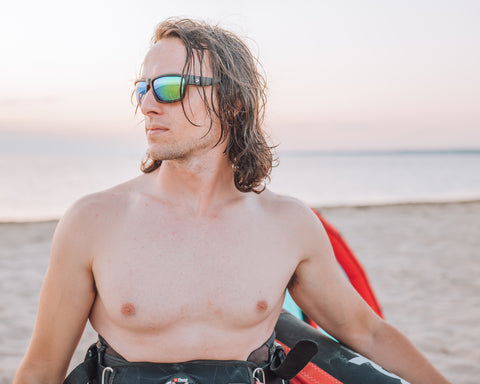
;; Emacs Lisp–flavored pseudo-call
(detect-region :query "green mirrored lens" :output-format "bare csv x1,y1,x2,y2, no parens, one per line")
153,76,184,102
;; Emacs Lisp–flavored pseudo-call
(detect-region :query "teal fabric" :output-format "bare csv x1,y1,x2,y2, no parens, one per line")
283,290,303,320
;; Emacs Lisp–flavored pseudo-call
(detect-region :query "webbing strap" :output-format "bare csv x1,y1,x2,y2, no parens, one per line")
270,340,318,380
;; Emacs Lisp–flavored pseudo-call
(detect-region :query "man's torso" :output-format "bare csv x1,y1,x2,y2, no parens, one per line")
84,177,307,363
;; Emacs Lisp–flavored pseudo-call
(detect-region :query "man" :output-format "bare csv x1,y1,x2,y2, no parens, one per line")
14,18,450,384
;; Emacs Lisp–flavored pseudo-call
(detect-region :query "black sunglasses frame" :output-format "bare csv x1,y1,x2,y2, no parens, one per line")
134,74,220,104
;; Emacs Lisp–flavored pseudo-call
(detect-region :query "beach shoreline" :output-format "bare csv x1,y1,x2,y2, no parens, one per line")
2,201,479,383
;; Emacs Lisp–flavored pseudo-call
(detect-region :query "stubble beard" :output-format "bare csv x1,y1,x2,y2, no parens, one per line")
147,135,214,163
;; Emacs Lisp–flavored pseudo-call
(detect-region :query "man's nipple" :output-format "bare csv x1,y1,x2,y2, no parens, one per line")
121,302,136,316
256,300,268,312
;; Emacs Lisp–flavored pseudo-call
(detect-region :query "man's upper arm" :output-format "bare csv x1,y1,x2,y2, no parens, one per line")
15,197,98,383
287,206,381,350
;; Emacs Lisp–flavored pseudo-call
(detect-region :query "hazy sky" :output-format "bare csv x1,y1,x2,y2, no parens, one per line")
1,0,479,150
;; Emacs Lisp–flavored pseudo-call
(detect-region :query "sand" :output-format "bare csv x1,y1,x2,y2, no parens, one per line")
1,202,479,383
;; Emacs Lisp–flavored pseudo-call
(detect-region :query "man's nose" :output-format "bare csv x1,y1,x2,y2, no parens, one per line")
140,88,164,115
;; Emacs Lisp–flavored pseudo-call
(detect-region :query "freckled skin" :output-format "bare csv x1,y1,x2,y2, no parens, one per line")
121,302,136,316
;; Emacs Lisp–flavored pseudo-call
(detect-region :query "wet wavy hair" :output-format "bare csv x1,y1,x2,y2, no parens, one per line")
140,18,277,193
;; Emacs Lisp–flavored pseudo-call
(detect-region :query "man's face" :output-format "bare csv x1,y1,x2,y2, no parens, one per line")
139,37,220,163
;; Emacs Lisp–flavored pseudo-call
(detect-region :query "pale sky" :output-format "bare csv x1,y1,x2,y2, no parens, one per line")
1,0,479,150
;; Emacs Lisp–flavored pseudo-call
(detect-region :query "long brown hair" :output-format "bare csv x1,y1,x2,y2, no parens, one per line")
140,18,276,193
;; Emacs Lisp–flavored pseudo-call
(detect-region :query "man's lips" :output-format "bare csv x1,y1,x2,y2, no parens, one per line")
146,126,169,135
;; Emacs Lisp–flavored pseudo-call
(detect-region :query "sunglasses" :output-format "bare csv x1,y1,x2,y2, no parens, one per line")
134,74,219,104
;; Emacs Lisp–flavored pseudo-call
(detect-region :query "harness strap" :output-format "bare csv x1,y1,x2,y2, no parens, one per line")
63,343,98,384
269,340,318,380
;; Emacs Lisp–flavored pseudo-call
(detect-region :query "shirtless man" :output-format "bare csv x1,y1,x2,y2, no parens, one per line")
14,18,450,384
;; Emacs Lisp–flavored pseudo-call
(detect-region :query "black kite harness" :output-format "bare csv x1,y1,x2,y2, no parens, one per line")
63,332,318,384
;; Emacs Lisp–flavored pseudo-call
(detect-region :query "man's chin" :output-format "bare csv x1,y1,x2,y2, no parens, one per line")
147,148,184,162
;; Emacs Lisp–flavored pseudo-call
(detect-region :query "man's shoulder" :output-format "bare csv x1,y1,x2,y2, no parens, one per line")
256,190,331,264
50,174,154,264
59,175,146,230
258,189,323,230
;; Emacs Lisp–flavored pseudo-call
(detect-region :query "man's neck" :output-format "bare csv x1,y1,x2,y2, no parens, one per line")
151,152,243,216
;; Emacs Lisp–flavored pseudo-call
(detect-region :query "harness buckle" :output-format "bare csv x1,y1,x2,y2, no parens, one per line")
253,367,265,384
101,367,114,384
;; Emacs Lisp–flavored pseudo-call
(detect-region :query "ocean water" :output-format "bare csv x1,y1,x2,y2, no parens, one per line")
270,150,480,207
1,147,480,222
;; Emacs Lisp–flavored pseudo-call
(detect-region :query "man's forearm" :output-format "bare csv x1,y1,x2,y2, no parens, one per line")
358,320,451,384
13,358,66,384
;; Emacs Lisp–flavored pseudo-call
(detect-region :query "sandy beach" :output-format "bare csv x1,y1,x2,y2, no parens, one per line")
1,201,479,384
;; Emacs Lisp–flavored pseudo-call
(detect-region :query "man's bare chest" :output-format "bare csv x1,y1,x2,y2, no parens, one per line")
91,215,298,329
